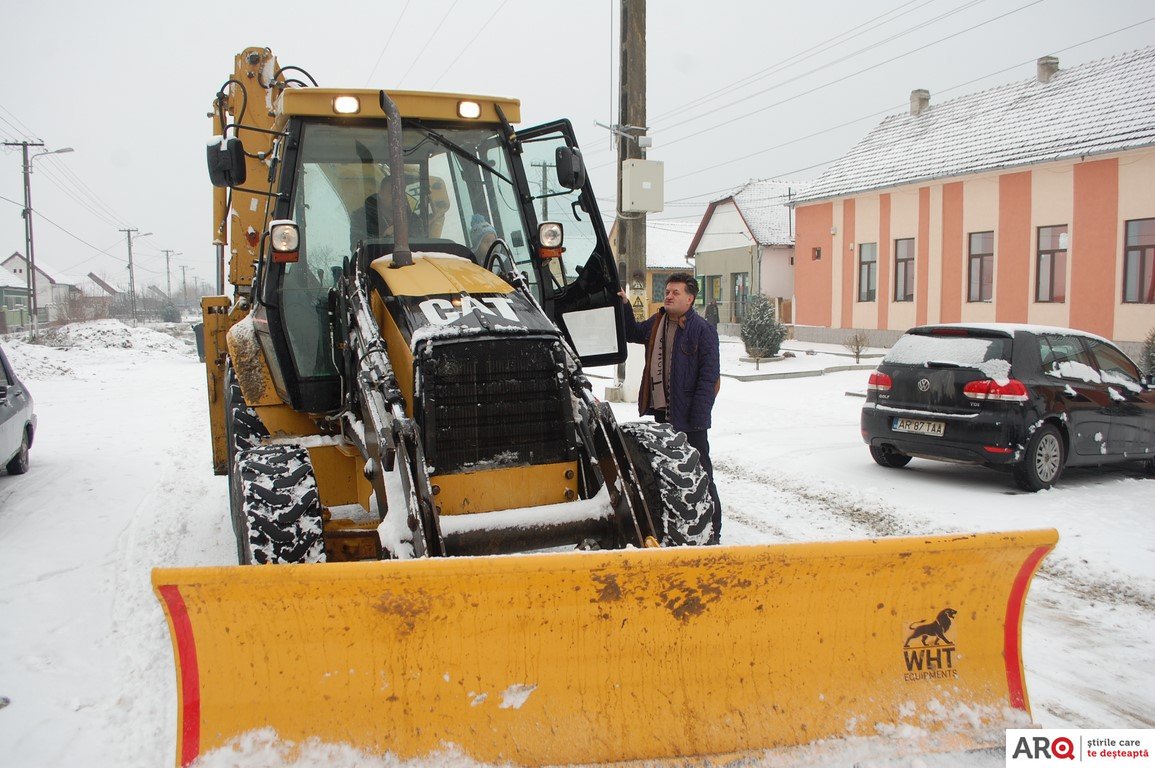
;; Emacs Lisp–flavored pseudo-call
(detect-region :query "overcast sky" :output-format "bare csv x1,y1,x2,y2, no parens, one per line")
1,0,1151,294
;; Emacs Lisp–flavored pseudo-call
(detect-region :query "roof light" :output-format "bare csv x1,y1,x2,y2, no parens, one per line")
457,100,482,119
333,96,361,114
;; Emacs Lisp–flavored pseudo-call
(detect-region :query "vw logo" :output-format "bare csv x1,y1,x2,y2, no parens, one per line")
917,378,931,392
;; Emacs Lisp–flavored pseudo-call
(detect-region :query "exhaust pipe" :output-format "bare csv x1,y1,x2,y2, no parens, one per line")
378,90,412,268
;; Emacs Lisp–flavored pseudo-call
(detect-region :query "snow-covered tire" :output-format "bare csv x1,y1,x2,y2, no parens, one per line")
225,363,269,462
225,363,269,563
235,444,327,564
619,421,713,546
5,430,30,475
1013,424,1064,492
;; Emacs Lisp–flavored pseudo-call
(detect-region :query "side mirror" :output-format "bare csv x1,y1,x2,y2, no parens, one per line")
207,137,247,187
555,146,586,190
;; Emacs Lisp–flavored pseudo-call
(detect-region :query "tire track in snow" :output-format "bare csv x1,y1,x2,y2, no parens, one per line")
713,458,1155,613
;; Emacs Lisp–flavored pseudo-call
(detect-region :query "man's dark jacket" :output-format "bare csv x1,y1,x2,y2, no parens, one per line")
624,306,720,433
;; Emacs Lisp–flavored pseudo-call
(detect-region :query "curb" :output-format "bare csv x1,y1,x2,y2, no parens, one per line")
721,363,876,382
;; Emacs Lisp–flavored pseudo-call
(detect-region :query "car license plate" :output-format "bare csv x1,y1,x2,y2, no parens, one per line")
893,417,945,437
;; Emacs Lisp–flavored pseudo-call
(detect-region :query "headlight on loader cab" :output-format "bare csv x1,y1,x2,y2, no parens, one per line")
269,220,300,263
538,222,565,258
333,96,360,114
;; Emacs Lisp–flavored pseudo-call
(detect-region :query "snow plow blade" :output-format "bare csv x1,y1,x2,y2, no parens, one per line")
152,529,1056,766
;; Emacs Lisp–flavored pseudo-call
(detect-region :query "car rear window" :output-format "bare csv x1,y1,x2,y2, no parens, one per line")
884,332,1012,380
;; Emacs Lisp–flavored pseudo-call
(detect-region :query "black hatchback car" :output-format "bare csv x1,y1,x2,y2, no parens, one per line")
861,324,1155,491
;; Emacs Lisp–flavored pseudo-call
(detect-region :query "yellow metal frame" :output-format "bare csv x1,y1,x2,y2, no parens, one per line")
281,88,521,125
154,529,1057,766
432,461,578,515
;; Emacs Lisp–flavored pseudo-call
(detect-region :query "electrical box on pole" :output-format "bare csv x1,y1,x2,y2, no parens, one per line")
621,159,664,213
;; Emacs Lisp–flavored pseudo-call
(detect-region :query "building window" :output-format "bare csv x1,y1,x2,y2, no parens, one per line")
731,272,749,322
968,231,994,302
650,272,676,303
1036,225,1067,303
893,238,915,302
1123,218,1155,304
857,243,877,302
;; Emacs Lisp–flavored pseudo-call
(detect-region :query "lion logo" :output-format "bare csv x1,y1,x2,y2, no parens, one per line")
904,608,957,647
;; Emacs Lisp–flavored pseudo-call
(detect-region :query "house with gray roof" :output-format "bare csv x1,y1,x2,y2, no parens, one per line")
688,178,801,329
791,47,1155,348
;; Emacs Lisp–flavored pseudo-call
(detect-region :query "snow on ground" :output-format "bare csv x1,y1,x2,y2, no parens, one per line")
0,323,1151,768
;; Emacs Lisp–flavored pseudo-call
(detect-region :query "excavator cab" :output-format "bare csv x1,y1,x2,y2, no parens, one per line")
239,116,625,414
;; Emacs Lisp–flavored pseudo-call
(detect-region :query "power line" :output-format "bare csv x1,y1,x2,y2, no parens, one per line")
592,0,1046,170
365,0,414,86
658,14,1155,193
647,0,945,126
398,0,462,88
430,0,512,88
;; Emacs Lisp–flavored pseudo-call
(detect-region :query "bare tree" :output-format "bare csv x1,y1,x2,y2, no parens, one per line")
843,332,871,364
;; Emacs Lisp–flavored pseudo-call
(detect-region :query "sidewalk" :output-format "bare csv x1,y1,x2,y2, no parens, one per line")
718,334,886,382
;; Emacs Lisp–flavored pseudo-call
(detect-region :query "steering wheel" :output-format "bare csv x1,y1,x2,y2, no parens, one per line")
483,238,515,275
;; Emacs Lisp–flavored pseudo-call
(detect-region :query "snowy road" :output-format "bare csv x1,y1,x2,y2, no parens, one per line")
0,325,1151,767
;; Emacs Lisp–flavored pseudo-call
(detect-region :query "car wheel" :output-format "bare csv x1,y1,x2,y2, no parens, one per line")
870,445,912,469
1013,424,1064,492
5,431,30,475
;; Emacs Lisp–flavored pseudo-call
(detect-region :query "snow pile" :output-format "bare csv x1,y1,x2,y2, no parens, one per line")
191,731,480,768
2,340,79,380
38,319,194,355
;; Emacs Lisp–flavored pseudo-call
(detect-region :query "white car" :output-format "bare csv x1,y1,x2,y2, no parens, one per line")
0,343,35,475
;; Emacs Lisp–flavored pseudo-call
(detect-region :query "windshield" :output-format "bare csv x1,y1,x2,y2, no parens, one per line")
278,121,534,379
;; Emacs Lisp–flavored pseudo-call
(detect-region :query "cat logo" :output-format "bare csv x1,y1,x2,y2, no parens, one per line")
419,295,520,326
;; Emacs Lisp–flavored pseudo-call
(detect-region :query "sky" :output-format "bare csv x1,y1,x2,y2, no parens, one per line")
0,0,1152,296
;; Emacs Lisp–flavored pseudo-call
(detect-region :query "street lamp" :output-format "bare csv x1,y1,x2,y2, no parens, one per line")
2,142,74,339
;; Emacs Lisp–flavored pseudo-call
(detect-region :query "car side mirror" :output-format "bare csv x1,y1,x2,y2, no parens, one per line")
207,137,247,187
555,146,586,190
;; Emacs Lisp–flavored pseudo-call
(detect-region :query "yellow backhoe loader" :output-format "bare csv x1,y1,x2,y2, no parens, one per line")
152,47,1058,766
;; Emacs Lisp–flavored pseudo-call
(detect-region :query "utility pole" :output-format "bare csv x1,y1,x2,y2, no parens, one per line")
120,228,146,326
162,250,176,297
610,0,647,402
618,0,647,293
531,161,554,220
5,140,44,338
3,141,73,339
180,265,189,307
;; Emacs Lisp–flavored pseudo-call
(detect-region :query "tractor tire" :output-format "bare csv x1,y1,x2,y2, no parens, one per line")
5,430,30,475
1013,423,1064,492
619,421,714,547
235,444,326,565
225,363,269,563
870,444,912,468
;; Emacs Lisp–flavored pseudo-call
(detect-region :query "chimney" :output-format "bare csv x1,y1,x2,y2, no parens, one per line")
1037,55,1059,83
910,89,930,116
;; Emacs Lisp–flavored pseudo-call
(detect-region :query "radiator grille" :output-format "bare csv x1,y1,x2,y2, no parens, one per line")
419,339,574,473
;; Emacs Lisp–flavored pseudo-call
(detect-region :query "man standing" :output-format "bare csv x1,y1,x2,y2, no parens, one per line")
621,272,723,544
